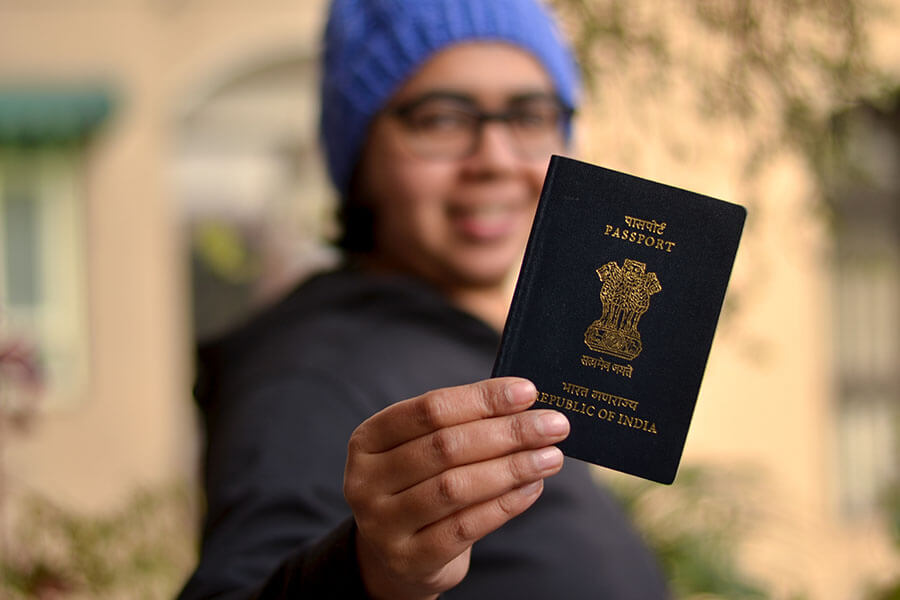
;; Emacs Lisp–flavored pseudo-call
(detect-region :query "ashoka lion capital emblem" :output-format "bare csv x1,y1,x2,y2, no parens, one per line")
584,258,661,360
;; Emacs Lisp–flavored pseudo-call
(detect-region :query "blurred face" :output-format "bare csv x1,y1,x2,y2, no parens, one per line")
356,42,568,292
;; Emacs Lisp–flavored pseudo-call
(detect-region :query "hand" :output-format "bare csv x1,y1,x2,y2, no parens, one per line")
343,377,569,600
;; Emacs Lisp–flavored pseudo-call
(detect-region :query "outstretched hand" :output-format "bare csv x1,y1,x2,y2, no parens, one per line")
343,377,570,600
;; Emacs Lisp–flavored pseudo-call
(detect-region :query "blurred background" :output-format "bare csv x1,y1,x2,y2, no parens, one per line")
0,0,898,598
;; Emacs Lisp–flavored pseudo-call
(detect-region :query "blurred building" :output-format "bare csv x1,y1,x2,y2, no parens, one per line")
0,1,897,598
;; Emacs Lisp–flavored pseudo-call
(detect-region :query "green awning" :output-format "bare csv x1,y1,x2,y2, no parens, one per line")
0,87,114,144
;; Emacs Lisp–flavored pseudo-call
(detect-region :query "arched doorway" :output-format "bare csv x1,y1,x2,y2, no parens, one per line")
174,51,338,342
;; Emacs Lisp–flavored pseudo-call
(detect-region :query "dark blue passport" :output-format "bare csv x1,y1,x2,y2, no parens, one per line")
493,155,746,484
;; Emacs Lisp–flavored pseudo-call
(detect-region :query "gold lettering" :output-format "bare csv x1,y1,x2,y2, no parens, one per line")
562,381,590,397
590,390,638,410
582,355,611,371
624,215,666,232
538,388,654,434
537,388,607,421
606,216,675,253
610,364,634,379
540,391,569,409
623,216,668,235
614,413,659,435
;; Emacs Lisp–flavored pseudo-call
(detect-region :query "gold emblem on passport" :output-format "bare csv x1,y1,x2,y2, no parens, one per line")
584,259,662,360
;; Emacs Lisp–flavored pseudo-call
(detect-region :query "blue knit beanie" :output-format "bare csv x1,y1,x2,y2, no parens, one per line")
320,0,580,197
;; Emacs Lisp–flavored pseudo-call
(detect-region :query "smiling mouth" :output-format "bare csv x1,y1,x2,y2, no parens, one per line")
448,203,527,241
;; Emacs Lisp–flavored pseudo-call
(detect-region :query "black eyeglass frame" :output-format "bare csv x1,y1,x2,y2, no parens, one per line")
385,91,575,160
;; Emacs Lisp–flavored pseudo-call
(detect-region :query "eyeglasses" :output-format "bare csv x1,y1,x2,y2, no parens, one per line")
386,92,573,160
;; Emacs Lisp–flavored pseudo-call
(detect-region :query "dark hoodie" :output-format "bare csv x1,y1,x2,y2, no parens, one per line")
178,266,668,599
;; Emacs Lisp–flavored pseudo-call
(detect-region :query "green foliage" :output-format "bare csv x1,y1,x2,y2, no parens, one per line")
869,580,900,600
0,485,196,599
192,220,260,284
865,483,900,600
546,0,890,339
549,0,885,183
603,465,776,599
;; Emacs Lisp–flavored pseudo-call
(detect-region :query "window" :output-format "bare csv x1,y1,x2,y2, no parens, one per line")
835,250,900,514
0,147,89,408
827,96,900,515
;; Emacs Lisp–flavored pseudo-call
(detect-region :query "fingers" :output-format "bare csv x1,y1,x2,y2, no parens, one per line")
344,377,567,598
353,463,556,589
350,377,538,454
407,479,547,572
389,446,565,532
372,409,569,493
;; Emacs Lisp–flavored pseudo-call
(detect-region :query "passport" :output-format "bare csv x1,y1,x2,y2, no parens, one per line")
492,155,746,484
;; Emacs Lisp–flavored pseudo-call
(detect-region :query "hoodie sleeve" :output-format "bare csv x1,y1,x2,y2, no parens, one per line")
177,368,374,600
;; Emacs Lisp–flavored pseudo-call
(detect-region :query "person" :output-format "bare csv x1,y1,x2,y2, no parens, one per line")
178,0,670,598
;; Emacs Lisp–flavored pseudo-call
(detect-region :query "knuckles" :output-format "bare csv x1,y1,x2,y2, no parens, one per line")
507,413,531,446
346,423,369,456
415,389,453,431
416,379,500,431
495,484,531,518
434,470,468,507
342,471,367,507
473,380,499,412
429,427,463,466
505,452,531,483
448,513,479,545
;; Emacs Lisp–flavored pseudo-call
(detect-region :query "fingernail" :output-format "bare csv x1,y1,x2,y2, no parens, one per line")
533,447,563,471
516,480,542,496
536,411,569,436
506,380,537,407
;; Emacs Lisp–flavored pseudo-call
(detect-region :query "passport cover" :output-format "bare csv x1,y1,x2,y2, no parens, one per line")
492,155,746,484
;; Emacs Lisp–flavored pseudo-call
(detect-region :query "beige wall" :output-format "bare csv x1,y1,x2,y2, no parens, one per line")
0,0,329,511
